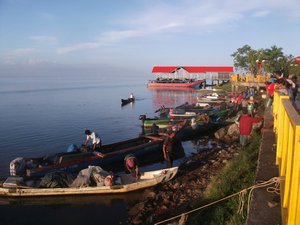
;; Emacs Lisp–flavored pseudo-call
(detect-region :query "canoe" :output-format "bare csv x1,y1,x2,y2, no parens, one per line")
121,98,135,105
12,135,165,178
178,121,230,141
0,167,178,197
142,118,183,129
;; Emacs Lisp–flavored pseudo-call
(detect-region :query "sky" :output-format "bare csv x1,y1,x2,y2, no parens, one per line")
0,0,300,77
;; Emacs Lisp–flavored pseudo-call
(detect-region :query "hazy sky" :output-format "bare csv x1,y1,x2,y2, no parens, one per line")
1,0,300,76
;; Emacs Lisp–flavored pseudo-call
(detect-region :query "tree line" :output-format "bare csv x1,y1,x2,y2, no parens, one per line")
231,45,300,77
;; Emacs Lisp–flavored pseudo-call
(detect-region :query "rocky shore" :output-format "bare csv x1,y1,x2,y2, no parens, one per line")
127,140,242,225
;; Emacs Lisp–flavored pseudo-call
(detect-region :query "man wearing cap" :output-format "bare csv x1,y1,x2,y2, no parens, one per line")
124,154,140,179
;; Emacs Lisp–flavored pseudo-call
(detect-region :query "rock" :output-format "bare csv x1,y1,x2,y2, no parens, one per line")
227,123,239,136
161,205,168,210
143,189,156,200
215,127,226,140
268,200,278,208
173,182,180,189
163,198,170,205
128,202,145,216
131,215,142,225
222,159,228,164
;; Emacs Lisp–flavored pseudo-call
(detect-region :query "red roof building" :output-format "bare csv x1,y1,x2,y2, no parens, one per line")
152,66,233,73
151,66,234,81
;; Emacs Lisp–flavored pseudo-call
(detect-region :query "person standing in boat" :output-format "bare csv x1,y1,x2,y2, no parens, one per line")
129,93,135,99
162,132,176,168
150,123,159,135
124,154,140,179
84,129,104,156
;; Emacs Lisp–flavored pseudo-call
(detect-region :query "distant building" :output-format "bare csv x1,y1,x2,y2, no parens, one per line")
151,66,233,82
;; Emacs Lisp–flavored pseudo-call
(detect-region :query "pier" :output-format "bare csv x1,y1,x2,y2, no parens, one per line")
230,74,270,92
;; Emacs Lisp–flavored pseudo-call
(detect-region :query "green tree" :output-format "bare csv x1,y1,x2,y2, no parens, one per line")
231,45,295,75
231,45,252,73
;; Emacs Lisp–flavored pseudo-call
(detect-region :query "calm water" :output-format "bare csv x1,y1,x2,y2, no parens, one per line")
0,73,203,225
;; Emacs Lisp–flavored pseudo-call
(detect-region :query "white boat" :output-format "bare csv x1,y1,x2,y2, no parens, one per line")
0,167,178,197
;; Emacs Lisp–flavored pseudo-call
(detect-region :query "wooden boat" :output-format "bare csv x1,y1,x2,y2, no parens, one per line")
0,167,178,197
147,79,204,88
121,97,135,105
177,109,234,140
12,135,165,178
141,109,232,140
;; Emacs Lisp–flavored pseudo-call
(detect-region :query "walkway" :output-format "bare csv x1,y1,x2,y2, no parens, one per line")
246,106,282,225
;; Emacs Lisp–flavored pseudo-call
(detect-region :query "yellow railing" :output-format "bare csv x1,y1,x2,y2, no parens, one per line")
273,91,300,225
231,74,271,83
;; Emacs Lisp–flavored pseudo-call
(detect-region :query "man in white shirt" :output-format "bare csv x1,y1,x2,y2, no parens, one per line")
84,129,102,151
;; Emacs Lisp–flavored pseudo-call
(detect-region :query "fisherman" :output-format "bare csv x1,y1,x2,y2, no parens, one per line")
129,93,135,99
150,123,159,135
162,132,176,168
84,129,105,157
124,154,140,179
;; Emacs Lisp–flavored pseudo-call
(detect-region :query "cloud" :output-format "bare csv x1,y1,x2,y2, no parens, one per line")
26,58,57,65
38,12,54,21
251,10,270,18
56,0,300,54
11,48,35,57
30,36,58,44
56,42,103,54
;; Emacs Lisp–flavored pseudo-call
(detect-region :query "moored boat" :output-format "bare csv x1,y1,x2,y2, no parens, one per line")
147,79,204,88
11,135,165,178
0,167,178,197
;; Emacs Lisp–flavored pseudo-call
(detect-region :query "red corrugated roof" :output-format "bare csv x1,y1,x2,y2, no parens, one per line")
152,66,178,73
152,66,233,73
295,56,300,64
183,66,233,73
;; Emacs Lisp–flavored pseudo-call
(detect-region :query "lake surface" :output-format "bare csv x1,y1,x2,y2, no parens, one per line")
0,73,204,225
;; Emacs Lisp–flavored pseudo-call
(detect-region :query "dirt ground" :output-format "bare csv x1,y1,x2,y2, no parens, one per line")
126,140,242,225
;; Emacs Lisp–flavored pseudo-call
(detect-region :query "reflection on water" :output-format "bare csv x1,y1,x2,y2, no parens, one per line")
149,89,199,110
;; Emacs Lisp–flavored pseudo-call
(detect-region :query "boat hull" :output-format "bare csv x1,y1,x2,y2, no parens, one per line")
24,135,164,178
0,167,178,197
147,79,203,88
121,98,135,105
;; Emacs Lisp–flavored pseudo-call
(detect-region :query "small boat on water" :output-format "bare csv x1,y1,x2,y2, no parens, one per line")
121,97,135,105
0,167,178,197
10,135,165,178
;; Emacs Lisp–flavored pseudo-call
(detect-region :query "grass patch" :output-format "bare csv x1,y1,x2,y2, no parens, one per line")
188,133,261,225
213,82,232,92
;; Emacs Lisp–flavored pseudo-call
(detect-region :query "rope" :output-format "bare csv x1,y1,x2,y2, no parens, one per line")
154,176,284,225
237,189,247,217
